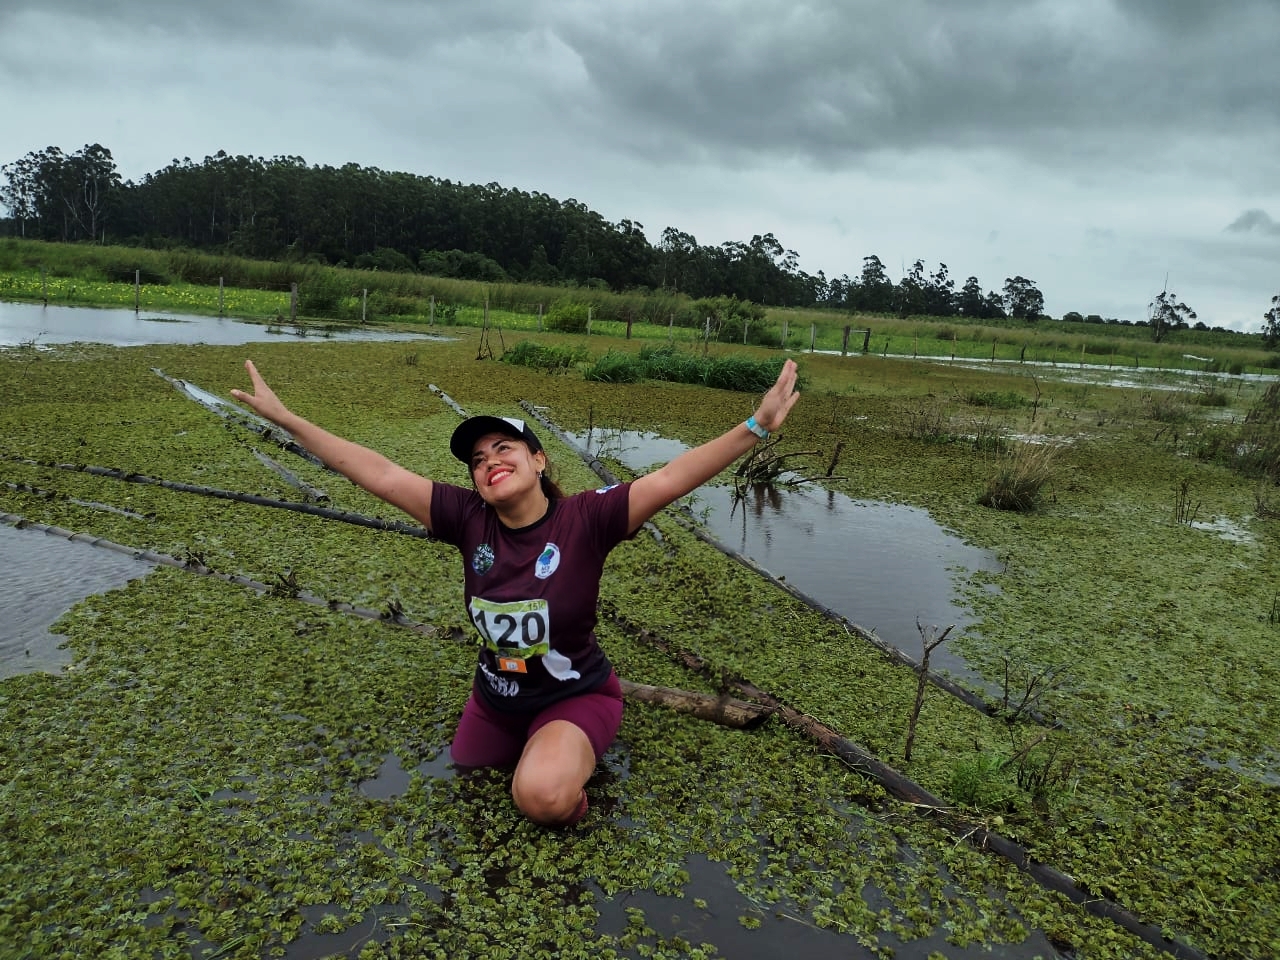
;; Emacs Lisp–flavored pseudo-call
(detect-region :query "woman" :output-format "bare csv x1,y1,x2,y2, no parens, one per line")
231,357,800,826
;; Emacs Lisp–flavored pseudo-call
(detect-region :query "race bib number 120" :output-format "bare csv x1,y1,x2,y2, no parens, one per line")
468,597,551,671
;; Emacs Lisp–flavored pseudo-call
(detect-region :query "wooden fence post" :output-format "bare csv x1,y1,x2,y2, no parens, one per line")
134,269,140,313
290,282,298,322
842,325,851,356
218,277,224,315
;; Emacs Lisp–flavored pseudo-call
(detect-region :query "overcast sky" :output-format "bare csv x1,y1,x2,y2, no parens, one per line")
3,0,1277,330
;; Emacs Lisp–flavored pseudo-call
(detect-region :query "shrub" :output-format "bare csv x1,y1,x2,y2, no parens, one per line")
296,272,351,317
583,349,646,383
900,401,951,442
947,753,1018,812
501,340,588,373
979,440,1059,511
545,299,591,333
583,345,787,392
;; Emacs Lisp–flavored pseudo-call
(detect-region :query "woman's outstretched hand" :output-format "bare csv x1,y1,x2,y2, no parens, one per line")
229,360,290,425
753,358,801,433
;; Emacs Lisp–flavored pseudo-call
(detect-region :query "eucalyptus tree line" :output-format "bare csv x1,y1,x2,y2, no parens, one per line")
3,143,1060,321
0,144,121,243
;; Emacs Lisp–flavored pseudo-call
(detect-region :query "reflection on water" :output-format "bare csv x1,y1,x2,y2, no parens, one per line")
0,522,153,678
591,852,1065,960
572,429,999,678
0,300,446,347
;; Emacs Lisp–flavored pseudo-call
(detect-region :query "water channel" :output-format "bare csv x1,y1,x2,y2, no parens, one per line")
570,428,1000,681
0,521,153,678
0,299,444,348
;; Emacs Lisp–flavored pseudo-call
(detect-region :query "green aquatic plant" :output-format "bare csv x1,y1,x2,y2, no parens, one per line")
2,333,1279,959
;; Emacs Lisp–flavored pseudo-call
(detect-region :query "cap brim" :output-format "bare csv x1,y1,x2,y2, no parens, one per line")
449,415,541,463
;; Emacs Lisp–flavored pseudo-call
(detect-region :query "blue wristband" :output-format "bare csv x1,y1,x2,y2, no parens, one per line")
745,415,770,439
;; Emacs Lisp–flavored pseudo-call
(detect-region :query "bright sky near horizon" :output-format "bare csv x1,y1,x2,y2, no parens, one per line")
2,0,1277,330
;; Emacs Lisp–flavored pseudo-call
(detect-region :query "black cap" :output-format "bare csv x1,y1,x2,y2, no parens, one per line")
449,415,544,464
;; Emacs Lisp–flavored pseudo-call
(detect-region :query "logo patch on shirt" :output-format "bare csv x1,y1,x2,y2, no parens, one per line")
595,484,619,494
535,542,561,579
472,542,495,575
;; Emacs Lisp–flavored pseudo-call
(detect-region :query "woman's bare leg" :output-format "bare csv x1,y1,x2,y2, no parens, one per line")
511,719,596,826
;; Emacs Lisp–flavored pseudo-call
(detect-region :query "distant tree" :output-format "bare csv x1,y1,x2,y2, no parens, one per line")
1062,311,1085,323
925,262,956,316
1148,289,1196,343
820,272,851,309
0,153,38,236
957,276,987,317
850,255,894,312
894,259,928,316
1264,295,1280,349
656,226,697,292
0,143,120,242
1002,276,1044,320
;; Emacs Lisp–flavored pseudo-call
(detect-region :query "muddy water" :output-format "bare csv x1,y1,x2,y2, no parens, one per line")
572,429,1000,680
0,522,153,677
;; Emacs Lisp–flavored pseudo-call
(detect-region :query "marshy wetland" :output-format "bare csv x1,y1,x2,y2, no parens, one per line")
1,313,1277,959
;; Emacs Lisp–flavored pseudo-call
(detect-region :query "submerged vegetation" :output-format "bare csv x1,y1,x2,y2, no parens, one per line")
1,304,1279,958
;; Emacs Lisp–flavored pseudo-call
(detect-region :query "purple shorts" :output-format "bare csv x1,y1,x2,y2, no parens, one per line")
449,671,624,769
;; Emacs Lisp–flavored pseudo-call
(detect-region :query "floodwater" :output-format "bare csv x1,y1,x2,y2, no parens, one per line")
812,346,1278,391
0,300,444,348
0,521,153,677
571,428,1000,679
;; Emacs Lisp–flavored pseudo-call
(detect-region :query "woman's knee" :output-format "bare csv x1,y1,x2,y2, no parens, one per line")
511,770,582,825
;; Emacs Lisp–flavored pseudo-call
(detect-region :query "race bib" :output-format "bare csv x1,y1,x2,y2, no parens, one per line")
469,597,551,671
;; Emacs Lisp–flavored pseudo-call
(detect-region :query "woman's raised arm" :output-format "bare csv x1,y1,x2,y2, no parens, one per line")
230,360,435,530
625,358,800,534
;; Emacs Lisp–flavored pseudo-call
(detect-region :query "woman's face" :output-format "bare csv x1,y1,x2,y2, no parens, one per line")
469,432,546,505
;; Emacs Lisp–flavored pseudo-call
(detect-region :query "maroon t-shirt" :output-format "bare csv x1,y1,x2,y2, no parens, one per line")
430,480,634,712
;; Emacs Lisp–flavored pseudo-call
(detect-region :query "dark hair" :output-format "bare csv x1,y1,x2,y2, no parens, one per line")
539,462,565,499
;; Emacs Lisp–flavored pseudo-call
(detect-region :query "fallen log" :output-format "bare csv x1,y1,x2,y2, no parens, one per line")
602,606,1207,960
618,680,773,730
428,384,468,417
1,456,431,539
250,449,330,503
152,367,327,470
